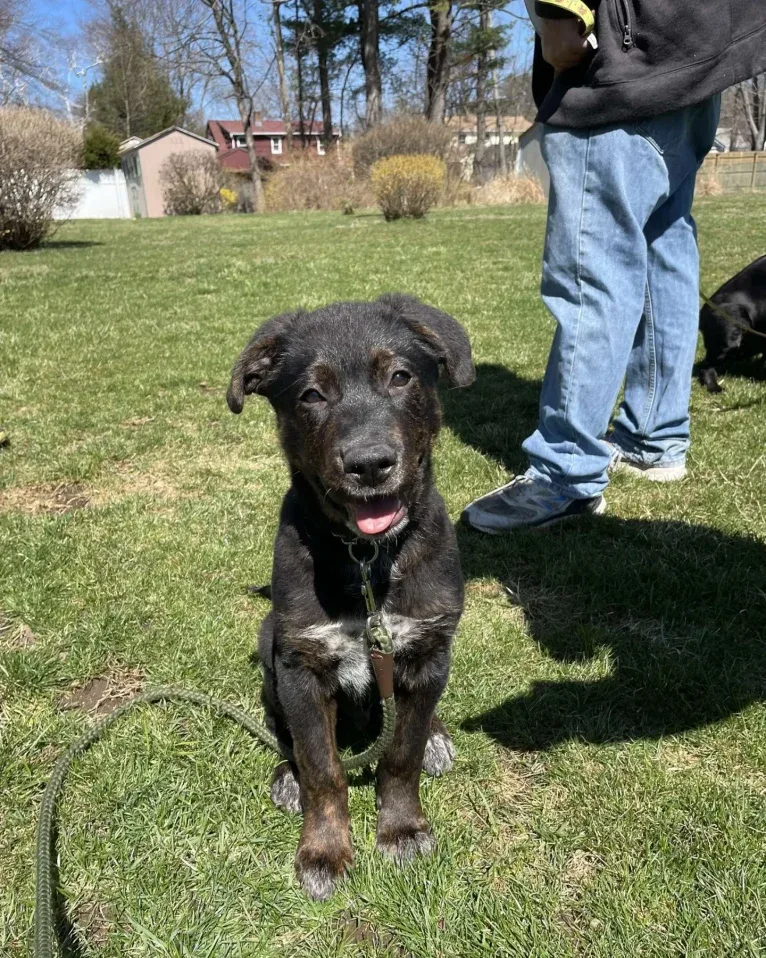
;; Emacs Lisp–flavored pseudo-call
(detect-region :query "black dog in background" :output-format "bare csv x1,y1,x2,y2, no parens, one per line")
227,295,474,900
698,254,766,392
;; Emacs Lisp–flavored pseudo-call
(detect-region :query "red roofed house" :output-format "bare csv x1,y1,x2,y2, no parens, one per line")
205,113,341,170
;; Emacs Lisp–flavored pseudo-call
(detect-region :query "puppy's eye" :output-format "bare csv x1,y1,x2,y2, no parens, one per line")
390,370,411,388
301,388,325,404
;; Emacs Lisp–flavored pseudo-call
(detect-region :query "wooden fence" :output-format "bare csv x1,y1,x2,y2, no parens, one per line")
700,150,766,190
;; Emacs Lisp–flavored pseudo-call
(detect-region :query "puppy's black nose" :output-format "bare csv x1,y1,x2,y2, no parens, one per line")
342,443,398,486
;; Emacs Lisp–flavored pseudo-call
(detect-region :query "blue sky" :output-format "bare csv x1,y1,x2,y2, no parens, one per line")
30,0,534,119
33,0,90,36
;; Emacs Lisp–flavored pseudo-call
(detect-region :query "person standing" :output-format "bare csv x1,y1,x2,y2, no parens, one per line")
463,0,766,532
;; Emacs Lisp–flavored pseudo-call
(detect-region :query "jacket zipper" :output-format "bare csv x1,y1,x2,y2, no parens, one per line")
617,0,634,49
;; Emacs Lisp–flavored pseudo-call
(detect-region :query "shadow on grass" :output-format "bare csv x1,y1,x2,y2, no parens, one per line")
445,359,766,749
458,516,766,749
693,357,766,394
42,240,104,250
440,362,542,473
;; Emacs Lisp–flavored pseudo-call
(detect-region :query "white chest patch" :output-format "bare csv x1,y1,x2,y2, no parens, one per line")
297,614,441,698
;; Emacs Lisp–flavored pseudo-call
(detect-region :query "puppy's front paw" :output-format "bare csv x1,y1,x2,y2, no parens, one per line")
295,845,353,901
422,727,455,777
270,762,302,814
376,824,435,863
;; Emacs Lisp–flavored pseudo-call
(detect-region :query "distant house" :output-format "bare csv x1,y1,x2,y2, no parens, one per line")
446,114,531,150
205,113,341,170
120,126,218,218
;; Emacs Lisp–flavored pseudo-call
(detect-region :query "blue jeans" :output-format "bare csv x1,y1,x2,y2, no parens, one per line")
523,97,721,499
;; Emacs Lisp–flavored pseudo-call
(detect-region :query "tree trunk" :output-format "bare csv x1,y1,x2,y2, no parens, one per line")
493,69,506,175
358,0,382,129
272,0,293,149
740,80,760,151
313,0,334,149
238,100,264,213
490,11,506,175
474,3,488,179
200,0,264,212
756,75,766,150
425,0,451,123
295,0,306,146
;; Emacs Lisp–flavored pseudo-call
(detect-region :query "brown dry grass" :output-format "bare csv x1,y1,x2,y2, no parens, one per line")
265,152,374,213
696,172,724,196
0,482,90,516
0,615,38,650
472,174,545,206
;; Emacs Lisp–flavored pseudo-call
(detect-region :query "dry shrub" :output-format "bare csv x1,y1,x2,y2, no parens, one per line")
352,116,455,176
160,151,222,215
0,107,81,251
371,154,446,221
264,152,373,212
472,174,545,206
442,177,476,207
696,172,723,196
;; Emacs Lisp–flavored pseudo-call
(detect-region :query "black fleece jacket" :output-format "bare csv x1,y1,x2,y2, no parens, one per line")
532,0,766,128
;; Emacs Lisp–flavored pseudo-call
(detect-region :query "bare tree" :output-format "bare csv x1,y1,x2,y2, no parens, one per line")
0,0,57,105
738,75,766,151
358,0,381,128
311,0,334,150
271,0,293,147
425,0,451,123
151,0,217,127
491,25,506,174
196,0,265,211
473,1,488,174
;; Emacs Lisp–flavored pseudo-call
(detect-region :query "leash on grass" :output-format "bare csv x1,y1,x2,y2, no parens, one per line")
35,541,395,958
700,290,766,341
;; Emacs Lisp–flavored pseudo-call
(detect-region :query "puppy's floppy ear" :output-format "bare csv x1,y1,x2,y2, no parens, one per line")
380,294,475,387
226,311,299,414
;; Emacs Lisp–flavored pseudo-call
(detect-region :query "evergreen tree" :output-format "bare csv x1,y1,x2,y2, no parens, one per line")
89,9,186,140
82,122,122,168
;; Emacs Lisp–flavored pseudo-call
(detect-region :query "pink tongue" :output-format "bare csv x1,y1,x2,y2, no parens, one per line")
350,498,402,535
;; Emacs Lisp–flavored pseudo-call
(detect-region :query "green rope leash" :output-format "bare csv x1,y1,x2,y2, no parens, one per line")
35,544,397,957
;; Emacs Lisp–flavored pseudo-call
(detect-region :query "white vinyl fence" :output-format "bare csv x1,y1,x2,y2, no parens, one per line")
57,169,132,219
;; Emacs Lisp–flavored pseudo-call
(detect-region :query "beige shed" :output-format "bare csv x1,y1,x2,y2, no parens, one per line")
120,127,219,218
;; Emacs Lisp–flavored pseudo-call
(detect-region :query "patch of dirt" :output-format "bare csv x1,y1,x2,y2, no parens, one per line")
59,667,146,716
71,901,116,948
494,763,536,805
562,850,602,891
120,416,154,427
0,614,38,649
340,914,409,956
199,381,223,396
0,482,90,516
556,851,605,952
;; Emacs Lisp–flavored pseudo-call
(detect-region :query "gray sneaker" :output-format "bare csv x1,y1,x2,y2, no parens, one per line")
462,475,606,534
605,442,687,482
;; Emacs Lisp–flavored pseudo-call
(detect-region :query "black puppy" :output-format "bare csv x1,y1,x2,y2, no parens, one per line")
698,254,766,393
226,295,474,900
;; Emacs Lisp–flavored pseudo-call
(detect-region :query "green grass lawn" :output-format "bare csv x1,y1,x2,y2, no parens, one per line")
1,197,765,957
